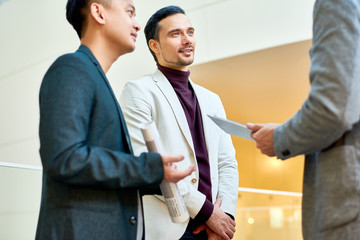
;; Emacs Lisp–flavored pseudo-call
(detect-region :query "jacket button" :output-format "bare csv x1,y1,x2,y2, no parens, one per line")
129,216,137,225
282,150,290,156
191,178,197,184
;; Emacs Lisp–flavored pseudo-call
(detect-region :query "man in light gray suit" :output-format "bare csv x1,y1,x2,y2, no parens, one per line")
247,0,360,239
120,5,238,240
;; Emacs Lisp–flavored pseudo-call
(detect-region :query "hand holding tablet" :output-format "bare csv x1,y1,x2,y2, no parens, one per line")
207,115,254,141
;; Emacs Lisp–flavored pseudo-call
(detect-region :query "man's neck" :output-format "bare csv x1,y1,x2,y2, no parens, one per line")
157,63,190,83
81,36,119,74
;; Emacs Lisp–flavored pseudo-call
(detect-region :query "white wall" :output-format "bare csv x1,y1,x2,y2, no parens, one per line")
0,0,78,167
0,0,315,167
0,167,42,240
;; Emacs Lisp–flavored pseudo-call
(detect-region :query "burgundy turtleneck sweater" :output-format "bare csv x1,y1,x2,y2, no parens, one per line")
157,64,213,229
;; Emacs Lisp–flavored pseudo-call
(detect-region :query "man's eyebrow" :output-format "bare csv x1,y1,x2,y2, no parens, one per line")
168,28,181,34
168,27,195,34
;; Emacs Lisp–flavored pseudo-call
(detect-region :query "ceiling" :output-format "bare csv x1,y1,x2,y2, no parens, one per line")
0,0,231,84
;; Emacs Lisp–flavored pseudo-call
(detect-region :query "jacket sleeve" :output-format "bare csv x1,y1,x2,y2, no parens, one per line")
274,0,360,159
213,94,239,217
39,55,163,189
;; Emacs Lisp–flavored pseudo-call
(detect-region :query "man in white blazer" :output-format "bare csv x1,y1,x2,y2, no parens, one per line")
247,0,360,239
120,5,238,240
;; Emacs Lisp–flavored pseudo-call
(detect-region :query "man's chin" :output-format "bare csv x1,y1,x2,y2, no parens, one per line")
181,59,194,66
122,44,136,55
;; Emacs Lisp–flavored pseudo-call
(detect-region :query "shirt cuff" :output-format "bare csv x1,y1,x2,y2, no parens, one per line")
193,199,214,224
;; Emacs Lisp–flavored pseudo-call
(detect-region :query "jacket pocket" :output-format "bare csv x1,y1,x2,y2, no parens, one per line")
315,145,359,232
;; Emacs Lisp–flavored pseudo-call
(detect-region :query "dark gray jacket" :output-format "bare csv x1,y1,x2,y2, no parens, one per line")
36,45,163,240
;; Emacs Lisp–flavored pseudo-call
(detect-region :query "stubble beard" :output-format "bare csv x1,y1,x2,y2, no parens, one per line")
175,55,194,67
161,52,195,69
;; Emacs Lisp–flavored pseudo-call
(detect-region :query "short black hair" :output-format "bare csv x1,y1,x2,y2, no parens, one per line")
66,0,110,39
66,0,87,39
144,6,185,62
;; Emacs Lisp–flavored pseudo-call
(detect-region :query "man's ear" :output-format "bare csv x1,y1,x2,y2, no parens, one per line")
89,3,106,25
149,39,160,54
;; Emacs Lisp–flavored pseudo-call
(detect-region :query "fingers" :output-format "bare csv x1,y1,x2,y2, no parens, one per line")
247,123,263,132
194,224,235,240
246,123,278,157
175,165,196,182
223,218,236,239
169,166,195,183
229,220,236,235
206,207,235,240
226,230,234,240
219,232,230,240
247,123,265,140
216,226,233,240
196,200,236,239
230,218,236,228
183,164,196,176
161,154,195,183
162,154,184,165
207,230,223,240
194,225,224,240
192,224,206,234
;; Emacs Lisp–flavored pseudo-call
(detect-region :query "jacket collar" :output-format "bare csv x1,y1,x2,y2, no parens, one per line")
76,45,134,154
152,69,195,153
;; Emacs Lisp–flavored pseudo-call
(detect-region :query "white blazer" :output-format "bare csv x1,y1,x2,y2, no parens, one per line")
120,69,238,240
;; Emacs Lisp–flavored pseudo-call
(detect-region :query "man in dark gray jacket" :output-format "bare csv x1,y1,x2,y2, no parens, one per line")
35,0,194,239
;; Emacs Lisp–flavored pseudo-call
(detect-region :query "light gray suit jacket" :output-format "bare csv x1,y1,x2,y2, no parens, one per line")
120,70,239,240
273,0,360,239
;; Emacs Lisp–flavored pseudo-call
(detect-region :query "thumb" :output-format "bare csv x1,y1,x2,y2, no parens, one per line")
162,154,184,165
192,224,206,234
214,198,222,207
247,123,264,132
183,165,196,176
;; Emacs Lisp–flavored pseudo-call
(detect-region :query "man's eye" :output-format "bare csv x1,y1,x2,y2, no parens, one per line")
128,10,134,15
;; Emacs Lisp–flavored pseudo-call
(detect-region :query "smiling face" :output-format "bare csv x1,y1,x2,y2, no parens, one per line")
103,0,140,55
149,13,196,71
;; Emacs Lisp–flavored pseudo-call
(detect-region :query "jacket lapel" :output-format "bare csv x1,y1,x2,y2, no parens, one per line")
77,45,133,154
152,70,195,153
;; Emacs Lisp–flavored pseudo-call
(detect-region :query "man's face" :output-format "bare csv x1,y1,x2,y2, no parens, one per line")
103,0,140,55
153,13,196,71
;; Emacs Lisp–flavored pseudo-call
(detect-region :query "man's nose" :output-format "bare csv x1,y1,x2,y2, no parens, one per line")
133,19,141,32
182,34,192,44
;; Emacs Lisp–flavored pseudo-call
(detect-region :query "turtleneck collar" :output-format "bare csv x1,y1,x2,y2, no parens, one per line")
157,63,190,83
